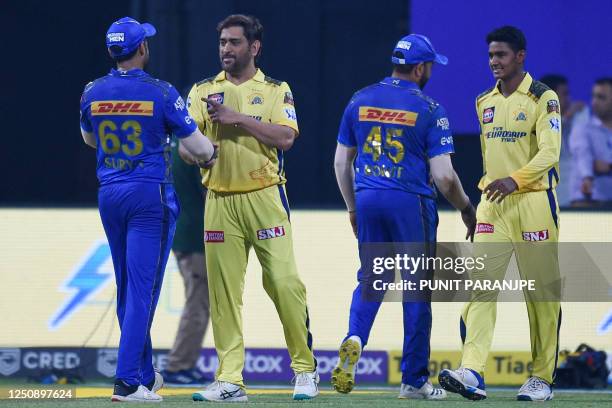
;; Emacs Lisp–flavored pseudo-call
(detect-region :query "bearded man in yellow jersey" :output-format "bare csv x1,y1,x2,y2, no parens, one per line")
439,26,562,402
184,15,318,403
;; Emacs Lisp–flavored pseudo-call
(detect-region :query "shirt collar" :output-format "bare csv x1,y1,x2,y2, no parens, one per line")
492,72,533,95
213,68,266,83
380,76,420,89
110,68,149,77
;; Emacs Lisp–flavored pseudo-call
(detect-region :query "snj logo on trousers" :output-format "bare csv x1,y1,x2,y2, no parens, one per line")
522,230,549,241
476,223,494,234
257,226,286,240
205,231,225,243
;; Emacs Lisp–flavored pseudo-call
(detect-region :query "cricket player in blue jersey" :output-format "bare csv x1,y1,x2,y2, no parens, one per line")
79,17,216,402
332,34,476,399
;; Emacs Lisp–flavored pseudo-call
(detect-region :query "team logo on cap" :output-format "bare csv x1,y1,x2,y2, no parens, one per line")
107,33,125,43
482,107,495,124
396,40,412,50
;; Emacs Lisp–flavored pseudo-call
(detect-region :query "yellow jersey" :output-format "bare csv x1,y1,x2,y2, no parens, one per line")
187,69,299,193
476,72,561,193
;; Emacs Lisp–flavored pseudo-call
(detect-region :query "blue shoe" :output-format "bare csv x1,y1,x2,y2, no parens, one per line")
438,367,486,400
161,369,210,386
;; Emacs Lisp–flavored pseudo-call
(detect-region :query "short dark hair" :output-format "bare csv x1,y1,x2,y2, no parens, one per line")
110,41,145,62
392,52,417,74
217,14,264,61
486,26,526,53
540,74,568,91
594,77,612,87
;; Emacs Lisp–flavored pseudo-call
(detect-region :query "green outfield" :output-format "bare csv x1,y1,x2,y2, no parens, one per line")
0,387,610,407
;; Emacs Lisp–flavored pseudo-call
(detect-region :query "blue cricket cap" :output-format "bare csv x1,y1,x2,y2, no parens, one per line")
391,34,448,66
106,17,156,58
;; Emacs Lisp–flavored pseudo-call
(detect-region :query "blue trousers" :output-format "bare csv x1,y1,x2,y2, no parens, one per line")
346,188,437,388
98,182,178,386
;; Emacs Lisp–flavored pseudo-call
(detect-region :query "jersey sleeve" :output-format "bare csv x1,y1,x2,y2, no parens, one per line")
165,85,198,138
79,83,93,132
187,84,207,134
510,90,562,189
426,104,454,158
270,82,299,133
337,98,357,147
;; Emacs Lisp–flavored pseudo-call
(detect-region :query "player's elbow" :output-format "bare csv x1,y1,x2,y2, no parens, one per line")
277,129,297,151
432,170,455,194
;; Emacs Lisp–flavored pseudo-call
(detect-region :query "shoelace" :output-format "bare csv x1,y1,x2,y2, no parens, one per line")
293,373,315,386
522,378,546,393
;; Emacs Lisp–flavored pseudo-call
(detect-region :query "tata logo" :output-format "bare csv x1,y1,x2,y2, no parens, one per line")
522,230,549,241
257,226,286,240
476,223,494,234
358,107,418,126
0,349,21,376
91,101,154,116
205,231,225,243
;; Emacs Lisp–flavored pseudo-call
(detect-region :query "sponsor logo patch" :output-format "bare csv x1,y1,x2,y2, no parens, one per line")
482,107,495,124
476,223,495,234
515,111,527,121
174,96,186,111
283,92,294,106
522,229,549,241
485,127,527,142
284,107,297,121
549,117,560,132
437,117,450,130
358,107,418,126
206,92,224,105
441,136,453,146
91,101,154,116
547,99,560,114
257,226,286,240
107,32,124,43
205,231,225,243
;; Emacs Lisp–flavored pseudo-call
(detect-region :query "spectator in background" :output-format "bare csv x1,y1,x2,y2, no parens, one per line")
570,78,612,206
540,74,589,206
161,140,211,385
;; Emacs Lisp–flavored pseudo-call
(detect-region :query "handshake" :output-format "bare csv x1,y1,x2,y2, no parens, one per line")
179,141,219,169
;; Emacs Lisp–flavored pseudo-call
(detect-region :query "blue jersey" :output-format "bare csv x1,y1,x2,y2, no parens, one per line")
337,77,454,198
80,68,197,185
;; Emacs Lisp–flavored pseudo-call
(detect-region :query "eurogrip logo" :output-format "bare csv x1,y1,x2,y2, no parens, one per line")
49,242,113,329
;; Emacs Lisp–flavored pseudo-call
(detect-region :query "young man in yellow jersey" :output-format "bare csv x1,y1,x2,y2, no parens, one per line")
439,26,562,402
184,14,317,403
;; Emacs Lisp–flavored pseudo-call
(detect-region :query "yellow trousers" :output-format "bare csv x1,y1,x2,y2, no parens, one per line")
204,185,315,386
461,190,561,384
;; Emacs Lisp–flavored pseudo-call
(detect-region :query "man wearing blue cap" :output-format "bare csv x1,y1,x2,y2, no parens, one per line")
79,17,217,402
332,34,476,399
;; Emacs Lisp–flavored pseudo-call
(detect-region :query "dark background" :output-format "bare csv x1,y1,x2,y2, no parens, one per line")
0,0,484,207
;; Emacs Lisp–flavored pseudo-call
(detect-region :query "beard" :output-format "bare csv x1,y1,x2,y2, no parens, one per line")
221,53,250,74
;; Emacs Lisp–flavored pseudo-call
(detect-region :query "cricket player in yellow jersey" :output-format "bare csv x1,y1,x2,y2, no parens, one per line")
439,26,562,402
184,15,318,403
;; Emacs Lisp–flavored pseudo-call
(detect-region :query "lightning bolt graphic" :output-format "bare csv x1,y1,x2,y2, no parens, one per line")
49,242,112,329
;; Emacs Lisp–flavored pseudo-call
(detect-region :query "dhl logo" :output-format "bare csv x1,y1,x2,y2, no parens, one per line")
91,101,154,116
358,106,418,126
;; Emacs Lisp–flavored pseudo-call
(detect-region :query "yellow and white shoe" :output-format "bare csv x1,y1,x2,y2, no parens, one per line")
331,336,362,394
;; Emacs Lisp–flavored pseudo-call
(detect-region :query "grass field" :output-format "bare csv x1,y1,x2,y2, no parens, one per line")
0,386,610,407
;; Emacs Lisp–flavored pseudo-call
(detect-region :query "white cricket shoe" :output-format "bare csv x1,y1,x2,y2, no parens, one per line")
331,336,362,393
192,381,247,403
517,377,554,401
293,371,319,400
398,381,447,400
146,371,163,393
111,384,162,403
438,367,487,400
